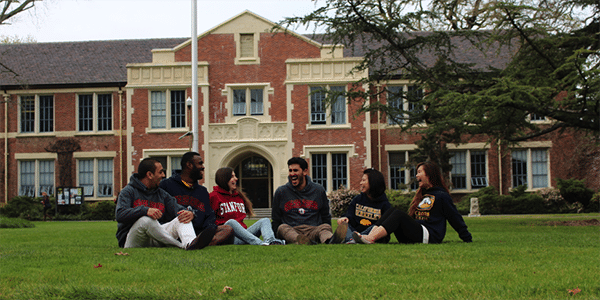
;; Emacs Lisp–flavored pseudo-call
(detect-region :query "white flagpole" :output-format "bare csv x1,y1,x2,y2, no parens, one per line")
191,0,199,152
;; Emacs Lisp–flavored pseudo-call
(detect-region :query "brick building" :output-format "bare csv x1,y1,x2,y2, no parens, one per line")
1,11,597,208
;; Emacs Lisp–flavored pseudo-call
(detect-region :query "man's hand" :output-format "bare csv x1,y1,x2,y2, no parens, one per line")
177,210,194,223
337,217,349,225
147,208,163,220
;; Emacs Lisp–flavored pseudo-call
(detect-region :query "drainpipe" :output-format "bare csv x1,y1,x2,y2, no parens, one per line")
376,86,382,170
4,94,8,203
118,88,123,192
498,140,502,195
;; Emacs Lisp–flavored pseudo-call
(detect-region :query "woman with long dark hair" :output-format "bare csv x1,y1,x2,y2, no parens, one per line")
209,167,285,245
353,161,472,244
337,168,392,243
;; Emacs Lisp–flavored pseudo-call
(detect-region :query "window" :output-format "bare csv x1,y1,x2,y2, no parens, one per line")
150,90,186,129
310,86,346,126
387,85,423,125
78,93,112,132
529,113,546,122
19,160,54,197
233,88,263,116
311,153,348,191
389,152,418,190
240,34,254,58
78,158,113,198
20,95,54,133
450,150,488,190
512,149,549,189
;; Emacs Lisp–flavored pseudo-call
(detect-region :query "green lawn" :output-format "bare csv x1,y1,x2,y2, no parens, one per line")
1,214,599,299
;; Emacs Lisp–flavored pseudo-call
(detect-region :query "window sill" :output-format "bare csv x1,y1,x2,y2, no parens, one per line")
16,132,56,138
145,128,189,134
306,124,351,130
74,131,116,136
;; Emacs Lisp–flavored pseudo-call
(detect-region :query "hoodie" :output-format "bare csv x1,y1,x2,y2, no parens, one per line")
415,186,472,244
344,192,392,233
159,170,217,233
209,185,248,228
271,175,331,233
115,173,187,248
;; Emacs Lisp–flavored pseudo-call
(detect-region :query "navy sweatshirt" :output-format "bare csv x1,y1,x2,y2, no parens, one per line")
415,186,472,243
159,170,217,233
344,192,392,233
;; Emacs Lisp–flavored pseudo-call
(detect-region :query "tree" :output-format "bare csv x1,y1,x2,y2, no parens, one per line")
0,0,36,25
279,0,599,168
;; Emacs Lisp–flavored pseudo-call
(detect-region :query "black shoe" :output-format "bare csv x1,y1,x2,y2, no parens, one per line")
186,227,216,250
329,222,347,244
269,240,285,245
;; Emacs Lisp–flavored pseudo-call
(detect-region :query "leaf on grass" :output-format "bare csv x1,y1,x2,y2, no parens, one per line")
568,288,581,295
221,286,233,294
94,264,102,268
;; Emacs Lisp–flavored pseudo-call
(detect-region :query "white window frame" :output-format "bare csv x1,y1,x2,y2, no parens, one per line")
449,149,489,191
75,152,116,200
511,147,550,190
143,149,189,178
222,83,273,122
16,153,57,197
307,85,350,129
386,84,424,126
388,150,419,191
18,95,54,135
76,92,113,134
235,32,260,65
303,145,355,192
147,89,188,133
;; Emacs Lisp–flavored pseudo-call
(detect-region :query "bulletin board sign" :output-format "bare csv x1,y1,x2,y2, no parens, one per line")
56,187,84,205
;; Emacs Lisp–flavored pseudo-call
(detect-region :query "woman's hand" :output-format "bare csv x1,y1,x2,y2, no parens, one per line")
337,217,349,225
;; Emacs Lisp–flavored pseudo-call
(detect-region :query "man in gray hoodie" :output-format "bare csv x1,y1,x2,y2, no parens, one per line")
115,158,214,250
271,157,344,244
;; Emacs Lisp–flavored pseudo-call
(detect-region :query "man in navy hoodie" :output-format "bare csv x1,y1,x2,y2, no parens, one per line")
160,152,233,246
115,158,213,250
271,157,344,244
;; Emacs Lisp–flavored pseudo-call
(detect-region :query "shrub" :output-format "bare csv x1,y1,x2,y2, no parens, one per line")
0,196,43,220
85,201,116,220
537,187,570,213
556,178,594,207
0,217,35,228
468,186,501,215
386,190,414,213
587,192,600,213
329,187,360,217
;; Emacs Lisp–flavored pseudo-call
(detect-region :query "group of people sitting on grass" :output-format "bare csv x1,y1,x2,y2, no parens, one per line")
115,153,472,250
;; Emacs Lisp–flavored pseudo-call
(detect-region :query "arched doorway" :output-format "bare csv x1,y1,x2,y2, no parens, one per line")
234,155,272,208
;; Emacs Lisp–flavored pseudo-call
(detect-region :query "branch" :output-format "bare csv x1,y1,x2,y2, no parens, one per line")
0,0,37,25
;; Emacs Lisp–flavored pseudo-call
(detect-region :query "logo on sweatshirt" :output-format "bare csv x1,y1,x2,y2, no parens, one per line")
284,199,318,213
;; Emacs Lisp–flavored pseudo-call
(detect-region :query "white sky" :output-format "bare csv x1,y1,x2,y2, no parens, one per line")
0,0,323,43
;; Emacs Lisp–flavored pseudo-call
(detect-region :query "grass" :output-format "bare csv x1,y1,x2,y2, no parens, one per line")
1,214,599,299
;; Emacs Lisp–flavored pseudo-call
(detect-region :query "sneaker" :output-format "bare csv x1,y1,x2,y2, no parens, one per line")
346,238,356,244
269,240,285,245
329,222,347,244
352,231,373,244
186,227,216,250
296,234,311,245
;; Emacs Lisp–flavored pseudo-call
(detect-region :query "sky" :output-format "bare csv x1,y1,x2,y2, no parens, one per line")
0,0,324,43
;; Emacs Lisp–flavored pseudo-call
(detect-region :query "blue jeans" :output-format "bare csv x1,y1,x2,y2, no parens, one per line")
345,224,374,243
225,218,283,245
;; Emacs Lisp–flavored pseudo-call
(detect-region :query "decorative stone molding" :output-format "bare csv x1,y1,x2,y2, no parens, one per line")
285,58,367,83
126,62,209,87
209,117,287,142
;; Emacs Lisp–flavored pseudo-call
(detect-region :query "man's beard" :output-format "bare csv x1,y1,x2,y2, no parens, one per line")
190,167,203,181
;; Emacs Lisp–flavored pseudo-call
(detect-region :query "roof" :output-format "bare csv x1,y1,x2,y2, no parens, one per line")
0,38,187,89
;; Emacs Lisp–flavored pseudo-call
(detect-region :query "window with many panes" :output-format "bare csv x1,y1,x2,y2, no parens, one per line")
19,160,54,197
449,150,488,190
310,86,346,126
233,88,263,116
387,85,423,125
20,95,54,134
389,152,419,190
78,158,113,198
311,152,348,191
150,90,186,129
512,149,548,189
78,93,112,132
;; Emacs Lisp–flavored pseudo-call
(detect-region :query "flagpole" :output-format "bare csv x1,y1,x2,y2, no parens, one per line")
191,0,199,152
